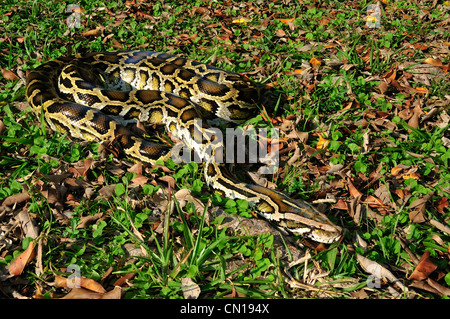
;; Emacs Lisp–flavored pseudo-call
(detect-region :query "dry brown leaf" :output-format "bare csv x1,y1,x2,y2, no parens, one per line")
131,174,149,186
111,38,122,49
359,49,372,64
409,250,438,281
9,240,36,276
97,174,105,183
408,112,420,131
54,274,69,287
64,193,80,207
60,286,121,299
423,57,443,67
191,6,209,15
76,212,103,229
338,101,353,113
285,129,308,143
286,146,301,166
151,163,175,173
275,29,286,37
1,68,19,81
398,107,413,121
407,102,423,132
348,198,362,224
54,274,107,293
98,184,116,200
390,79,410,95
391,164,409,176
373,184,392,205
39,184,59,205
175,188,206,215
64,177,92,188
249,170,277,190
394,188,405,199
409,192,434,223
366,195,385,208
1,191,31,207
151,188,170,213
381,63,397,83
81,28,102,37
128,162,143,175
17,208,39,239
159,175,175,188
436,197,449,214
100,266,114,284
112,272,136,287
73,158,93,177
332,199,348,211
347,178,363,198
351,289,369,299
79,277,108,293
409,205,427,223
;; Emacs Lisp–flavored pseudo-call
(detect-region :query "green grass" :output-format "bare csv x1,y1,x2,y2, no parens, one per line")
0,0,449,299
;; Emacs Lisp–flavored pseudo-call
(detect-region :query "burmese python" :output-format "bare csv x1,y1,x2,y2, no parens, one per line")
26,50,342,243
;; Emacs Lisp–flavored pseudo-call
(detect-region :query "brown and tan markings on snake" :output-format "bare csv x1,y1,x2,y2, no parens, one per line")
26,50,342,243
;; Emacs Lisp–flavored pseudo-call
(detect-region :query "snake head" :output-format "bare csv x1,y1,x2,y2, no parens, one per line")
249,185,343,244
277,200,343,244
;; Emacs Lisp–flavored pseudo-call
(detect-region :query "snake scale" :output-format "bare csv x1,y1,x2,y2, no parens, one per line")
26,50,342,243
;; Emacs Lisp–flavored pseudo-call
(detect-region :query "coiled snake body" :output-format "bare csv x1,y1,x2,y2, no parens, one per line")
26,50,342,243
